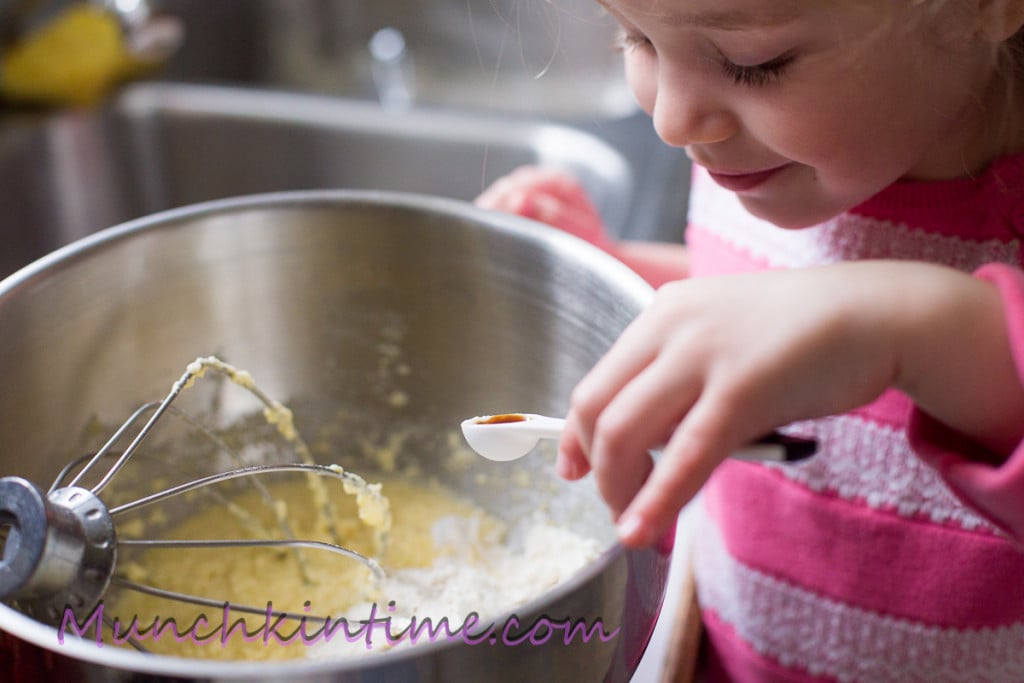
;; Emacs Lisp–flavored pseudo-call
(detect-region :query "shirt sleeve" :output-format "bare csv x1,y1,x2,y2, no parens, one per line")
907,262,1024,541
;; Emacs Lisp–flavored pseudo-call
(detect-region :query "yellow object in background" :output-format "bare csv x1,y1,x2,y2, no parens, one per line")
0,4,155,107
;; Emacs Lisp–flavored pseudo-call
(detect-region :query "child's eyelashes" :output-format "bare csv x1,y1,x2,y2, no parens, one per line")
613,30,652,53
612,28,794,88
613,30,794,88
720,54,794,87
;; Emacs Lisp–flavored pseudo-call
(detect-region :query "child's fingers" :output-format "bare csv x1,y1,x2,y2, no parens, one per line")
511,167,598,215
477,166,599,219
474,168,545,210
478,183,609,248
475,183,529,213
556,412,591,480
616,393,749,547
569,288,687,456
495,166,594,211
519,194,610,248
586,353,703,518
569,328,661,460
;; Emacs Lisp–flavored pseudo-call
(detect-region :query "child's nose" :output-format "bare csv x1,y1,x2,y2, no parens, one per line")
652,75,738,148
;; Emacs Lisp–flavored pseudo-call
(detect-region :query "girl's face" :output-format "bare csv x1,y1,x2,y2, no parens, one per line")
604,0,1019,227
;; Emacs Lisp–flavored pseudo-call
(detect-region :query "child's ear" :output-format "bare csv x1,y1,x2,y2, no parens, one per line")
977,0,1024,42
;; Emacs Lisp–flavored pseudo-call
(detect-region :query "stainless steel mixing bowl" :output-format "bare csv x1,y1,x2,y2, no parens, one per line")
0,191,668,682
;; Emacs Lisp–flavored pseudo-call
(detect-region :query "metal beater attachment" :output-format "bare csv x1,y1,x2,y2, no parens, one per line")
0,478,116,625
0,358,386,629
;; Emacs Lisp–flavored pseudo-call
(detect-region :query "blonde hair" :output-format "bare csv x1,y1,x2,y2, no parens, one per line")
914,0,1024,79
904,0,1024,142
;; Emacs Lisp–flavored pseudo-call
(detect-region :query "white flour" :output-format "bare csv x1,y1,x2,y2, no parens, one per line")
310,516,602,658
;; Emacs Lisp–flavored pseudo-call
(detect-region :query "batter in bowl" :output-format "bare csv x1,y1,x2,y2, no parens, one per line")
99,358,600,661
107,474,599,661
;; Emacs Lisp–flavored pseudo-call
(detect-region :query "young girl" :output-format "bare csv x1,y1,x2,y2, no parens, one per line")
477,0,1024,680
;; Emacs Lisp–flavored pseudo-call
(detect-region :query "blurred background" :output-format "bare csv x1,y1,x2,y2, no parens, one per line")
0,0,691,276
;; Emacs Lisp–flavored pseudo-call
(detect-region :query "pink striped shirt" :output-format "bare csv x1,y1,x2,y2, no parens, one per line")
682,157,1024,682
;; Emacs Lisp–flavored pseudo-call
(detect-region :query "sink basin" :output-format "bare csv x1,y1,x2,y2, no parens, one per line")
0,82,632,278
146,0,691,244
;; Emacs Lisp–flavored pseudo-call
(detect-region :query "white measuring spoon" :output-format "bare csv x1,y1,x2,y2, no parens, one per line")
461,413,817,463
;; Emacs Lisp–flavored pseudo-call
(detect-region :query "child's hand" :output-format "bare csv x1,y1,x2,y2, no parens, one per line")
558,261,1024,547
475,166,615,252
476,165,692,287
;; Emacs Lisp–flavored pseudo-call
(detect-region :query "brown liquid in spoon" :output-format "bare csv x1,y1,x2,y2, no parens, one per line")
475,413,528,424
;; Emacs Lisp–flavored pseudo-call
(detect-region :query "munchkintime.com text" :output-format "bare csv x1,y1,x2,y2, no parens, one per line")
59,601,620,650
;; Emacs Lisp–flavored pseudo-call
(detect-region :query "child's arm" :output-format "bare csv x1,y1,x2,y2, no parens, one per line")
475,166,689,287
906,263,1024,539
616,241,690,290
478,169,1024,546
555,261,1024,546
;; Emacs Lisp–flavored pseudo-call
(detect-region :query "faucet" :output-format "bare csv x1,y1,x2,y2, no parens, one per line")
0,0,182,106
369,26,415,110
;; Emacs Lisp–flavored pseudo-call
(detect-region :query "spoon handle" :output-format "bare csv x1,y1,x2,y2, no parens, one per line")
509,414,565,440
732,432,817,463
502,414,816,463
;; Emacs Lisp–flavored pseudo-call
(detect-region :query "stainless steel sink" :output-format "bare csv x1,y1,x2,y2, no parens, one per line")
148,0,692,244
0,82,633,278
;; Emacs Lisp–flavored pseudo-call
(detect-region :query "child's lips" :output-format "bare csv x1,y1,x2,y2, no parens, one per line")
707,164,789,192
